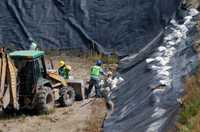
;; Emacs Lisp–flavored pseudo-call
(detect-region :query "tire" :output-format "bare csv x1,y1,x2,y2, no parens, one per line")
59,86,75,107
2,105,16,114
35,86,55,114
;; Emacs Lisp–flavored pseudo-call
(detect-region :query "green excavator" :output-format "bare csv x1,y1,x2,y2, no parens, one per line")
0,49,85,114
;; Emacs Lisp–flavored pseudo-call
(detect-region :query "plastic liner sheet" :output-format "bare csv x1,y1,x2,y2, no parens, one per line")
0,0,180,56
103,8,199,132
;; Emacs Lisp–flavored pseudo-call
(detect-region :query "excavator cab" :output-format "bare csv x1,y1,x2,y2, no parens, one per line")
8,50,55,112
9,51,48,95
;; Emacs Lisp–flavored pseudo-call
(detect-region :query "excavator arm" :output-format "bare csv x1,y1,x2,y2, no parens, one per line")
0,48,18,109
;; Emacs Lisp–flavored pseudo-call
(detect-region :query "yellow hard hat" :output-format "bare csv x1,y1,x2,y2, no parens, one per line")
107,71,113,76
108,71,112,75
60,60,65,67
66,65,72,71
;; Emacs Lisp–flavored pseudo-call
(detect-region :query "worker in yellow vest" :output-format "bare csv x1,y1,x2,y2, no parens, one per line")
86,60,105,98
58,61,71,79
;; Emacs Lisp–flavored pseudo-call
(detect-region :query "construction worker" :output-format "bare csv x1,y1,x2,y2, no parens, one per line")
58,60,71,79
86,60,105,98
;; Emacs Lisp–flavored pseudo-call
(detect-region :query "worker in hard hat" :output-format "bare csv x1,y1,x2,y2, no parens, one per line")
58,60,71,79
86,60,106,98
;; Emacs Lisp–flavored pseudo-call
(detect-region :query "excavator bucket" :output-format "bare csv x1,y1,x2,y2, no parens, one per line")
47,70,85,100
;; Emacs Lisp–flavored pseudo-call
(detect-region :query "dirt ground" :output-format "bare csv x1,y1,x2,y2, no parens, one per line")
0,99,106,132
0,56,107,132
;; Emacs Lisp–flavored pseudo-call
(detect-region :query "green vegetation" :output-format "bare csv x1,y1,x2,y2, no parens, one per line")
46,49,119,64
177,8,200,131
85,51,119,64
177,67,200,132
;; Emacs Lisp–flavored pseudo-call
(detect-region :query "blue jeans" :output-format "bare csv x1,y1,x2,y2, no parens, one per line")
86,78,101,97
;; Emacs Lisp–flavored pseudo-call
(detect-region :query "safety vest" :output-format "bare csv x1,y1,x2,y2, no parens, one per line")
90,65,102,79
58,66,70,79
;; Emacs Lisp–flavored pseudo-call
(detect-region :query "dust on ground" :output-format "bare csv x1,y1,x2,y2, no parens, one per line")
0,99,106,132
0,56,107,132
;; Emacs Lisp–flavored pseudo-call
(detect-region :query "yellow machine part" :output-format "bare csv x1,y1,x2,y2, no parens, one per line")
0,49,18,109
47,71,67,87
